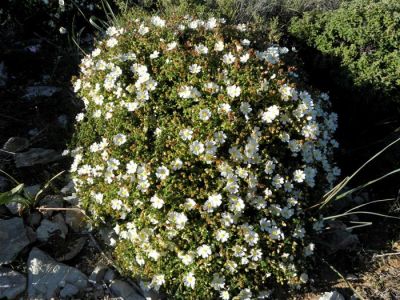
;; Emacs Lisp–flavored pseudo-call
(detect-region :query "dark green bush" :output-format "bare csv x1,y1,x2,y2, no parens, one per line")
289,0,400,104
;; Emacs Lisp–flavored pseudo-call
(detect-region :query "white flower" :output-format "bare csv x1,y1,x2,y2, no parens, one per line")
179,252,194,265
166,41,177,51
106,37,118,48
222,52,235,64
111,199,123,210
178,85,201,99
138,24,149,35
261,105,280,123
113,133,127,146
179,128,193,141
240,102,252,116
190,141,204,155
171,158,183,170
150,51,159,59
218,103,231,113
241,39,251,46
118,187,129,198
189,64,202,74
151,16,166,27
199,108,211,121
220,291,230,300
151,195,164,209
240,53,250,63
293,169,306,183
211,273,225,290
75,112,84,122
150,274,165,291
216,229,229,242
156,166,170,180
126,161,138,174
184,198,196,210
226,85,241,98
197,244,212,258
214,40,224,51
183,272,196,289
195,44,209,54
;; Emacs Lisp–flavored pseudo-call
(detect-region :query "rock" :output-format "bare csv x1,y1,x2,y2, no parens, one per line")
56,236,87,262
0,176,9,192
110,280,145,300
0,218,30,265
63,194,79,206
0,267,26,299
319,291,345,300
36,219,67,242
39,195,63,217
61,180,75,195
0,62,7,87
65,209,86,232
3,137,29,153
15,148,62,168
89,265,108,284
28,212,42,228
57,115,68,128
23,86,61,99
104,269,116,283
28,247,88,299
53,213,69,235
23,184,41,199
59,283,79,298
26,226,38,243
6,202,23,215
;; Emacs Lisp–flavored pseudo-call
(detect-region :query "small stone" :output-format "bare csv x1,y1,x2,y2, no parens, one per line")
61,180,75,195
0,62,7,87
36,219,67,242
28,247,88,299
6,202,23,215
28,212,42,228
65,209,86,232
60,283,79,298
53,213,69,235
39,195,63,217
0,176,9,192
23,184,41,199
104,269,116,283
0,217,30,265
319,291,345,300
110,280,145,300
56,236,87,262
0,267,26,299
15,148,62,168
26,226,37,243
63,194,79,206
89,265,108,284
3,137,29,153
23,86,61,99
57,115,68,128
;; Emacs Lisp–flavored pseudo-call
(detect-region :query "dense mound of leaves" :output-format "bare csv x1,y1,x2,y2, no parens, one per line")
71,13,339,299
290,0,400,104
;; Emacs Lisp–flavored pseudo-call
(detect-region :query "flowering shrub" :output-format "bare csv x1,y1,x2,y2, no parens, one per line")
71,13,340,299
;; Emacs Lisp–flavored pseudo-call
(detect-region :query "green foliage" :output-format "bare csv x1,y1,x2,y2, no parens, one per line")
71,11,340,299
289,0,400,104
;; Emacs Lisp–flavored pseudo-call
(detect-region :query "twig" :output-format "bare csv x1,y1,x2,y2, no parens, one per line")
36,206,85,212
0,149,16,155
373,252,400,258
321,257,366,300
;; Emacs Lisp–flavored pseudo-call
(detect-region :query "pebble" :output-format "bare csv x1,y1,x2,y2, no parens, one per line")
0,267,26,299
0,217,30,265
